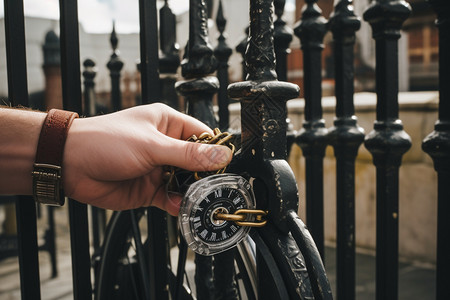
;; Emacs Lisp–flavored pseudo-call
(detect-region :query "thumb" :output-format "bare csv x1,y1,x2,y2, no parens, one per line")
153,137,233,171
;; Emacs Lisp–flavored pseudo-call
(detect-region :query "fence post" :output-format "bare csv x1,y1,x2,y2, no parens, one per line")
214,0,232,130
228,0,301,297
59,0,93,298
4,0,41,298
159,0,180,110
175,0,218,128
422,1,450,299
83,57,107,256
107,22,124,112
176,0,220,297
327,1,365,299
139,0,160,103
363,1,412,299
294,0,328,259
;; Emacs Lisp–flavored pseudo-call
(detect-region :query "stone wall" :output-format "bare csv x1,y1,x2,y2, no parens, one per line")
229,91,439,264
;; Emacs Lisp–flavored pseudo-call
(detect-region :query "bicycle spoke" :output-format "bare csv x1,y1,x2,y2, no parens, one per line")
130,209,152,300
174,237,188,300
125,251,141,299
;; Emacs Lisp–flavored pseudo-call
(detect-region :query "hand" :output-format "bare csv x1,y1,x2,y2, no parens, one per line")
63,103,232,215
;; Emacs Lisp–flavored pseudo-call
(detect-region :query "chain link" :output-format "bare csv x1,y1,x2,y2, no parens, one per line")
214,209,268,227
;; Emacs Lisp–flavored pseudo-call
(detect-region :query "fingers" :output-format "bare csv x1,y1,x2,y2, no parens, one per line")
152,136,233,171
164,108,214,140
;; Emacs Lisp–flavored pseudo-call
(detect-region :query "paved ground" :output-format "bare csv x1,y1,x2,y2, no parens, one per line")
0,206,436,300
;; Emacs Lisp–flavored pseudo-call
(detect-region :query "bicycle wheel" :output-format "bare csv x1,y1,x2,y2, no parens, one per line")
95,208,314,300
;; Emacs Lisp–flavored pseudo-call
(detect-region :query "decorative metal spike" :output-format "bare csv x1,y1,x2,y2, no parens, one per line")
245,0,277,81
176,0,218,127
181,0,217,79
274,0,286,20
216,0,226,35
110,21,118,52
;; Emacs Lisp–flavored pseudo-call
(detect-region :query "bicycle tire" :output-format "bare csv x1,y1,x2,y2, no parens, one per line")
95,209,314,300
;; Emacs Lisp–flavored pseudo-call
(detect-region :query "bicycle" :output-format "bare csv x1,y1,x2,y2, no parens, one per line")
94,0,332,298
94,131,331,300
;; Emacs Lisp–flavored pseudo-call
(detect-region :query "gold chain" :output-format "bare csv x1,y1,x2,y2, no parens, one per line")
214,209,268,228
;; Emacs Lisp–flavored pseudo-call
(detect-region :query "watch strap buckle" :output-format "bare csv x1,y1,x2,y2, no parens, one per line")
32,163,64,206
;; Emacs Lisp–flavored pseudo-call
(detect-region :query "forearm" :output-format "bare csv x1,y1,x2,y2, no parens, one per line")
0,108,46,195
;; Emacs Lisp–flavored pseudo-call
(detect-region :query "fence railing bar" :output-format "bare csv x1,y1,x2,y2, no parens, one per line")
422,1,450,299
138,0,160,103
327,1,365,299
146,208,169,299
59,0,93,298
294,0,328,259
214,0,232,130
363,1,412,299
3,0,41,298
137,1,167,298
176,0,220,297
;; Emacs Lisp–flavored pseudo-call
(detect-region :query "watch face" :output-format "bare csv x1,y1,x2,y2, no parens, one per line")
179,174,255,256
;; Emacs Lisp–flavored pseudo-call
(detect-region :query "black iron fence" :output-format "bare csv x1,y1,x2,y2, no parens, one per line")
1,0,449,299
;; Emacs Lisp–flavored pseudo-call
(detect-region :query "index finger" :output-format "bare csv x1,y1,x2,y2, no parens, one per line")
164,108,215,140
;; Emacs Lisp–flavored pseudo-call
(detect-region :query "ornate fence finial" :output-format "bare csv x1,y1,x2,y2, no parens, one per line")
273,0,292,81
107,21,124,111
236,26,249,80
214,0,232,130
110,20,118,53
159,0,180,109
181,0,217,79
244,0,277,81
176,0,219,128
159,0,180,73
82,58,97,116
363,1,412,299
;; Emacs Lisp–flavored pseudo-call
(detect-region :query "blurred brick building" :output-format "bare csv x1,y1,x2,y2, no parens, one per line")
288,0,438,96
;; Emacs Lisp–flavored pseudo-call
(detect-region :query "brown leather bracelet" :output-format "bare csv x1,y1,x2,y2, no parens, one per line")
32,109,79,206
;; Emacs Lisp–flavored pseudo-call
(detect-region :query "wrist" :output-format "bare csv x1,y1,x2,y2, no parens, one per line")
0,108,47,195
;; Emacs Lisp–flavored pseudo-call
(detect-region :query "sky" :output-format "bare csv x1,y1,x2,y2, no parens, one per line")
0,0,295,34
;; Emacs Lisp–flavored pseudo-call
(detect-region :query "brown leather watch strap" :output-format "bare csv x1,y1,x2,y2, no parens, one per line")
32,109,79,205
